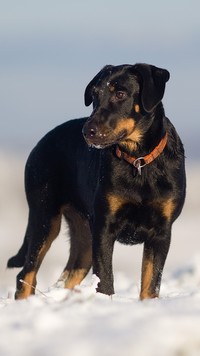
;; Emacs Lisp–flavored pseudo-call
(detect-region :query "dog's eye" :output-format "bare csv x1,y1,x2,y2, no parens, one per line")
115,91,126,100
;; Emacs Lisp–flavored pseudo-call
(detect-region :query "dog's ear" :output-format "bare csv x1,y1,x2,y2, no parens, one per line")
133,64,170,112
84,65,113,106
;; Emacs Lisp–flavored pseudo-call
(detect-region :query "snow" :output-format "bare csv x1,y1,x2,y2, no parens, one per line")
0,151,200,356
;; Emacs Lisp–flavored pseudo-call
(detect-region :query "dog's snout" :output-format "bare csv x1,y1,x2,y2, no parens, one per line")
83,123,98,139
82,121,110,148
87,126,97,138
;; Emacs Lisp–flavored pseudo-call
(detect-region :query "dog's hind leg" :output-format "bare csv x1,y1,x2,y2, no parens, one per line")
14,209,62,299
57,206,92,289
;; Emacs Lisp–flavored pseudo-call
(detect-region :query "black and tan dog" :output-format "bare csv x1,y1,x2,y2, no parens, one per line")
8,63,186,300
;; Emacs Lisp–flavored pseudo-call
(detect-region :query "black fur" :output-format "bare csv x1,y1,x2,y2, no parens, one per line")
8,63,186,300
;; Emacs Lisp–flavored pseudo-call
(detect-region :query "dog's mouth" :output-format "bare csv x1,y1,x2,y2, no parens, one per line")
83,129,127,149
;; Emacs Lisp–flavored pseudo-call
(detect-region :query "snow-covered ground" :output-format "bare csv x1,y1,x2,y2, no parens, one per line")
0,151,200,356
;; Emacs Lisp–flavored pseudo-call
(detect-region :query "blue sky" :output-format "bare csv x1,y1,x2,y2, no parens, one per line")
0,0,200,159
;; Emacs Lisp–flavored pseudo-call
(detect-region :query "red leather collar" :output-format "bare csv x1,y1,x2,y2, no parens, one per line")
116,131,168,175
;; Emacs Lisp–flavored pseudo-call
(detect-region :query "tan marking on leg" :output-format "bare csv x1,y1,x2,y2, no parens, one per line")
16,214,62,300
64,268,88,289
55,270,70,288
58,270,70,283
162,198,175,221
56,246,92,288
16,271,36,299
36,214,62,269
140,260,154,300
107,193,127,215
140,247,158,300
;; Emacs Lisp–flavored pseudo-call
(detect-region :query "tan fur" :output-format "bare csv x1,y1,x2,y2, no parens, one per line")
16,271,36,299
120,127,143,152
151,198,175,222
140,248,156,300
114,118,136,136
16,214,62,299
134,104,140,113
64,268,89,289
126,127,143,144
162,198,175,221
107,193,127,215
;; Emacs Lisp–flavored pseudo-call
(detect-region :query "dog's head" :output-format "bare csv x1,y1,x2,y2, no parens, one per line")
82,63,169,148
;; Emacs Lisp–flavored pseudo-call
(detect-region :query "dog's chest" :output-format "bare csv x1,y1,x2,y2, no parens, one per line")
112,200,167,245
106,176,172,245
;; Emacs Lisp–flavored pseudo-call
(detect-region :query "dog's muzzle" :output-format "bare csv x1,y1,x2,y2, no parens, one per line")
82,121,110,148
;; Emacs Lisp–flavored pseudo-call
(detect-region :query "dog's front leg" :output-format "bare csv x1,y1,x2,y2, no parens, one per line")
140,237,171,300
92,224,115,296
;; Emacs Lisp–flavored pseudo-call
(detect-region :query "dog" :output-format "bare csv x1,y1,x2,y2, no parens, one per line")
7,63,186,300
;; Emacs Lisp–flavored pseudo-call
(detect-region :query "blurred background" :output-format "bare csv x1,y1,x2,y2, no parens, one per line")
0,0,200,297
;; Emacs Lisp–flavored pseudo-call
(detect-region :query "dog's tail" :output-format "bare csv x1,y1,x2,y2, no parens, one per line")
7,235,28,268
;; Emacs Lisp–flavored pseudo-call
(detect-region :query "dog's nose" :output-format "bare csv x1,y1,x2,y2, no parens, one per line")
82,123,97,139
88,126,97,137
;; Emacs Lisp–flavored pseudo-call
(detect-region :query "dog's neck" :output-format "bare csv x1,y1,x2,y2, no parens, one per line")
116,110,168,174
116,131,168,174
119,105,166,154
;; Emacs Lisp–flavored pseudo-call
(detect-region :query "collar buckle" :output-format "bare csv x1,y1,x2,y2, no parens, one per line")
133,157,147,175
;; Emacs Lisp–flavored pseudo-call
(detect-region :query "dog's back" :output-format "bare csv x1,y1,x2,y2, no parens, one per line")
24,118,101,216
